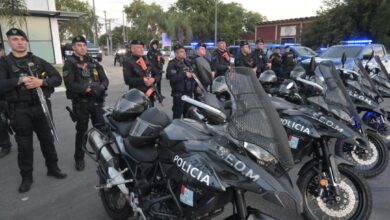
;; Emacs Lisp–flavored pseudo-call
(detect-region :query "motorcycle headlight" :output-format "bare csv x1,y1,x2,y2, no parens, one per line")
243,142,277,167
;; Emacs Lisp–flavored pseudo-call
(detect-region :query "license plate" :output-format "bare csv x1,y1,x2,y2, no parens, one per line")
91,55,97,57
179,185,194,207
288,135,299,149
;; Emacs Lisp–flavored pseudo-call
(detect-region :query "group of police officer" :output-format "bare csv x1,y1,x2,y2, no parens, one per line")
0,26,295,194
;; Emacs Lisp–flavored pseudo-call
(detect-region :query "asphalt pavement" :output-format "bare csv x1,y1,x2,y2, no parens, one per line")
0,55,389,220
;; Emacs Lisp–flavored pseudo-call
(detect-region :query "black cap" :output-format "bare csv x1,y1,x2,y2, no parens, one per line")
195,42,207,49
173,43,184,51
255,39,264,44
72,35,87,44
6,28,28,41
217,38,225,42
284,45,290,49
240,41,249,47
130,40,144,46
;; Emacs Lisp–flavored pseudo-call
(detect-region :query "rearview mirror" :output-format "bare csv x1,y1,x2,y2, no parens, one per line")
309,57,317,72
341,52,347,66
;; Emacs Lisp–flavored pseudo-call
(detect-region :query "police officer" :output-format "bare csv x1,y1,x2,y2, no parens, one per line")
166,44,196,119
211,38,231,78
123,40,160,104
235,41,255,69
282,46,296,78
269,47,283,78
190,42,213,88
63,35,109,171
147,39,165,95
251,39,270,77
0,28,66,193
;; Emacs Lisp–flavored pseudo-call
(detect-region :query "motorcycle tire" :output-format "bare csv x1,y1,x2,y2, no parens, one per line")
99,176,133,220
338,130,389,178
297,165,372,220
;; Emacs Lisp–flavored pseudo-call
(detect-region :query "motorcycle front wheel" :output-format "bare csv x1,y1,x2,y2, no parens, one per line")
99,176,133,220
338,130,389,178
297,165,372,220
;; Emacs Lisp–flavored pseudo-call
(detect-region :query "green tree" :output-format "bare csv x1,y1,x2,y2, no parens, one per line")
302,0,390,48
55,0,99,42
0,0,28,27
124,0,165,44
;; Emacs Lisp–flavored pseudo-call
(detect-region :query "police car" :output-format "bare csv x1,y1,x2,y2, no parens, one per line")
265,43,318,63
301,40,390,72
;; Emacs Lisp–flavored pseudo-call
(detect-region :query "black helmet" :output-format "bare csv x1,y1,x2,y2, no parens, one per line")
290,65,306,79
112,89,151,121
149,39,159,48
259,70,277,83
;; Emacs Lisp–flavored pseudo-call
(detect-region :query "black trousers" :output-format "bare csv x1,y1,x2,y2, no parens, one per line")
10,101,58,179
73,100,104,160
172,93,192,119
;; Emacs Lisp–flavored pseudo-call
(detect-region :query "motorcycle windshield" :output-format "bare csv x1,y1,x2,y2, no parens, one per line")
374,55,390,82
354,59,381,98
225,67,294,169
313,61,361,123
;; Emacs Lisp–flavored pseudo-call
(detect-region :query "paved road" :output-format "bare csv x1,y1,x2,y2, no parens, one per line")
0,55,389,220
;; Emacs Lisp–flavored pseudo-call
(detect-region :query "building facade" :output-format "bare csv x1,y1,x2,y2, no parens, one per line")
255,17,317,44
0,0,82,64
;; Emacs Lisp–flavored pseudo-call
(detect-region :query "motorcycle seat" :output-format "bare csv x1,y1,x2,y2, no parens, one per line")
123,137,157,162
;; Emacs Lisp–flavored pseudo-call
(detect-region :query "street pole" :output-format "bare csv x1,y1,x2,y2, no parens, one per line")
104,11,109,54
122,11,126,43
92,0,98,45
214,0,218,45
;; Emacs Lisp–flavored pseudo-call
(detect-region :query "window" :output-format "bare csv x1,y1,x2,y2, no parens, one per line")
374,46,385,58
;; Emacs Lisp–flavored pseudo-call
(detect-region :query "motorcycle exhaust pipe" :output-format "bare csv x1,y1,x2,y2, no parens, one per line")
85,128,114,166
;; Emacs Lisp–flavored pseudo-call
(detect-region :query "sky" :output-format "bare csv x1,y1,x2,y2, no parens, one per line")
88,0,324,34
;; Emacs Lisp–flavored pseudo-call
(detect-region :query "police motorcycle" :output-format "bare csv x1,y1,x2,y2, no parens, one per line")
337,53,390,151
190,68,372,220
257,73,373,220
82,67,304,220
270,60,387,179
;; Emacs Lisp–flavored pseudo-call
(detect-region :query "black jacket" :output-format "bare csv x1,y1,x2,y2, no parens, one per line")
211,49,231,77
251,49,268,75
147,49,165,75
282,51,296,69
235,52,255,68
166,58,195,95
123,55,160,93
63,54,109,101
0,52,62,103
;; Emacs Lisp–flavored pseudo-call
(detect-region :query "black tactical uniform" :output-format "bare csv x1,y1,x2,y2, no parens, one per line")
123,41,160,105
167,44,196,119
0,28,66,193
235,41,255,68
63,36,109,170
211,38,231,78
147,39,165,94
282,47,296,78
0,97,12,158
251,40,269,77
270,50,283,78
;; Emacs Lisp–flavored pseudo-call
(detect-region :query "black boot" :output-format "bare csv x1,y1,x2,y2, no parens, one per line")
18,177,33,193
0,147,10,158
47,167,67,179
75,159,85,171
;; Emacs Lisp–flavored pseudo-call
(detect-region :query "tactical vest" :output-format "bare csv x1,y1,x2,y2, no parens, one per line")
4,55,53,103
65,56,100,99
